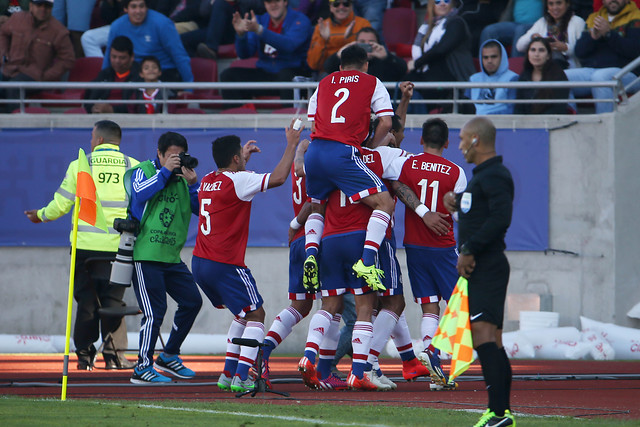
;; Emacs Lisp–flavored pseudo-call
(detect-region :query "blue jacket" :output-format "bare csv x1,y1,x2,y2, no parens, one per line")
235,7,312,74
103,10,194,82
467,40,519,115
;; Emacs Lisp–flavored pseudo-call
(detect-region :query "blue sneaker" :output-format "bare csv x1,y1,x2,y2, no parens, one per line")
130,365,171,384
418,349,447,386
154,354,196,379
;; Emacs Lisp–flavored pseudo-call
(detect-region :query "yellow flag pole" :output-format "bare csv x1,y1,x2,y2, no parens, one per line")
61,195,81,401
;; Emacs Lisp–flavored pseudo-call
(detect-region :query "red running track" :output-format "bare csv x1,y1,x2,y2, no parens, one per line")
1,355,639,420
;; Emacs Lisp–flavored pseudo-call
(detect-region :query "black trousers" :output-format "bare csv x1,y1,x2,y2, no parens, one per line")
73,249,128,357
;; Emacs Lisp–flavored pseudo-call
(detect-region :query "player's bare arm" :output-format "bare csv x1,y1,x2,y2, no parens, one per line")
389,180,450,236
267,119,302,189
294,138,310,177
368,115,393,148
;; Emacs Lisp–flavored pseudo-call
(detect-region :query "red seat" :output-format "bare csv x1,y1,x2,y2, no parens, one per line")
39,57,104,107
64,107,88,114
183,57,222,108
383,8,417,59
509,56,524,75
220,103,257,114
12,106,51,114
218,44,237,59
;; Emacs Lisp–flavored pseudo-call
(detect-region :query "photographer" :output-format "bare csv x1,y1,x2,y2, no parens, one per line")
24,120,138,371
323,27,407,83
124,131,203,384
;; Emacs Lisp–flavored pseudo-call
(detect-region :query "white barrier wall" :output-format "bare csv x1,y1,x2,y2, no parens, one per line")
2,106,639,354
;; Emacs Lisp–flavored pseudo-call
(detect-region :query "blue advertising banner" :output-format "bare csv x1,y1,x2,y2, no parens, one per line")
2,127,548,250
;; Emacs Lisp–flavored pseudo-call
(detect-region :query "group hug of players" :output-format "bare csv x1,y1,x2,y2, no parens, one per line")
196,45,468,393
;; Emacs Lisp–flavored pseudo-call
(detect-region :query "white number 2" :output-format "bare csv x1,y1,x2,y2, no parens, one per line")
418,179,439,211
331,88,349,123
200,198,211,235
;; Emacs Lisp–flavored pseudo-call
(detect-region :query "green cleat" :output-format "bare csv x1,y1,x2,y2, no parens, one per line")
473,409,496,427
473,409,515,426
303,255,320,292
352,259,386,291
229,375,256,393
217,372,232,391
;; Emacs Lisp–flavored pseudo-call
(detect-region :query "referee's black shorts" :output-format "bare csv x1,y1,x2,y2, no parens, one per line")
467,251,510,329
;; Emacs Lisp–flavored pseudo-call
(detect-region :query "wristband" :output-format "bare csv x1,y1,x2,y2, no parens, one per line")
289,217,302,230
257,24,264,36
415,204,429,218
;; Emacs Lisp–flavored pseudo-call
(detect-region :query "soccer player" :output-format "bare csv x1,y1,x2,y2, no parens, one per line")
303,44,395,293
386,118,467,389
191,122,301,393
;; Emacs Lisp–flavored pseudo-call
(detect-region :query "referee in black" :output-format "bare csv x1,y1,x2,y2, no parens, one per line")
444,117,515,427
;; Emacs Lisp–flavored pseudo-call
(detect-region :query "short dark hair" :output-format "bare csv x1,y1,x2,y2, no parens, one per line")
356,27,380,43
372,114,402,135
340,44,368,69
94,120,122,142
482,40,502,54
422,118,448,148
212,135,242,169
140,55,161,70
111,36,133,56
158,131,188,155
123,0,146,8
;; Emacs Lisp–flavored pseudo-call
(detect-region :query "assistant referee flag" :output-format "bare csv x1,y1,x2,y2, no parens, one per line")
432,276,474,381
76,148,108,232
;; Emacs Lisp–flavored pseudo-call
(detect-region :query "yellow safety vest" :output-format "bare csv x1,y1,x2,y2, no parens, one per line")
37,143,139,252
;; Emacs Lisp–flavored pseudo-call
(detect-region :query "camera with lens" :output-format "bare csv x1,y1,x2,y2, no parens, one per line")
173,151,199,174
356,42,373,53
109,218,139,287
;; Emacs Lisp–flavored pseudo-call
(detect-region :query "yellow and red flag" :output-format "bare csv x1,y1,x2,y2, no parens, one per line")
76,148,108,232
432,276,474,381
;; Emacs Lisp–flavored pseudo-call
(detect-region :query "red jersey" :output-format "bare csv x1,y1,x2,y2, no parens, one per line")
291,165,306,241
308,70,394,148
323,146,405,238
193,170,270,267
385,153,467,248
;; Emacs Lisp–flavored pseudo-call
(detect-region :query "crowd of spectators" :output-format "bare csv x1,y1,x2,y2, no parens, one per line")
1,0,639,114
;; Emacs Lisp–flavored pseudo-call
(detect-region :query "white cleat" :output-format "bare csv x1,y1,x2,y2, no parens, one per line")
364,370,393,391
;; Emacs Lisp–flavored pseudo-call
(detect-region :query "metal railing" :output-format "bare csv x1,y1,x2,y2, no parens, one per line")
0,79,630,114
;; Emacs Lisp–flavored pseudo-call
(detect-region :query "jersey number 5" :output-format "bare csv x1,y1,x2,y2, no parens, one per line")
330,88,349,124
200,198,211,235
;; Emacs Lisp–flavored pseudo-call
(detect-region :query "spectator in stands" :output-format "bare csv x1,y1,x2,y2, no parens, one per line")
323,27,407,82
0,0,28,30
468,39,519,114
514,37,569,113
81,0,126,58
154,0,207,34
134,55,171,113
479,0,545,57
564,0,640,113
52,0,97,58
0,0,75,113
515,0,586,69
84,35,140,114
352,0,386,37
103,0,193,83
219,0,312,103
306,0,370,73
406,0,476,112
295,0,329,24
460,0,509,53
189,0,265,59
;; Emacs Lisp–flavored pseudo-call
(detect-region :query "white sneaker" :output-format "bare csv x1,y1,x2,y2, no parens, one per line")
230,374,256,393
376,372,397,390
364,370,393,391
217,372,232,391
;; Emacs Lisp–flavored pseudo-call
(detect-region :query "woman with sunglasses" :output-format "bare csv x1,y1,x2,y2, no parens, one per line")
514,37,570,114
406,0,475,112
515,0,585,68
306,0,371,73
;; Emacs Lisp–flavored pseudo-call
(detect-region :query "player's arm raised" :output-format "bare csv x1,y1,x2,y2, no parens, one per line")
267,119,303,189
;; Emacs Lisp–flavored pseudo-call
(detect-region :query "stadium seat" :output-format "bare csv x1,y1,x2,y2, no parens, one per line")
229,57,258,69
173,107,207,114
38,57,104,107
218,44,237,59
11,106,51,114
180,57,222,109
383,8,417,59
63,107,88,114
509,56,525,75
220,103,257,114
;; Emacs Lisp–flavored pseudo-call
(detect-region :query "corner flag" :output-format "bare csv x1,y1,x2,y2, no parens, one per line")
432,277,474,381
76,148,108,232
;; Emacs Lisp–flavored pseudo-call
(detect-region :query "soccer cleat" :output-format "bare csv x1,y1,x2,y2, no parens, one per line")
217,372,232,391
303,255,320,292
261,358,273,389
402,357,430,381
376,372,398,390
364,371,393,391
317,373,349,390
347,372,379,391
352,259,386,291
418,349,447,386
154,354,195,379
298,356,322,389
130,365,171,384
230,375,256,393
473,409,516,427
429,379,458,391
